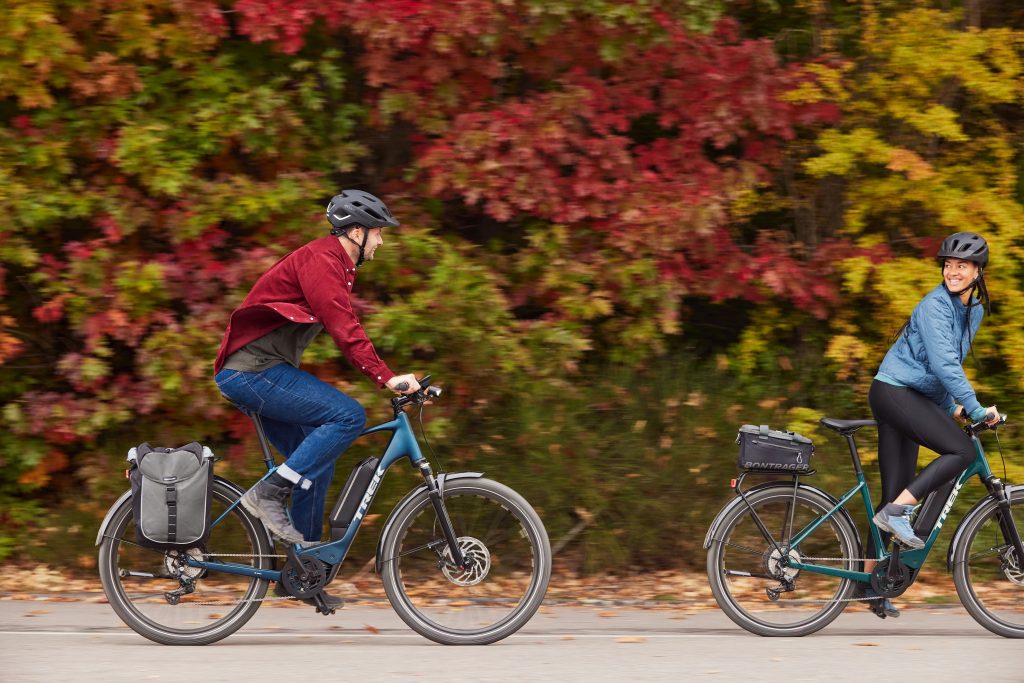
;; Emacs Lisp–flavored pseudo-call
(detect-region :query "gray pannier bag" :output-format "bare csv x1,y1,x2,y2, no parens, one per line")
128,442,215,550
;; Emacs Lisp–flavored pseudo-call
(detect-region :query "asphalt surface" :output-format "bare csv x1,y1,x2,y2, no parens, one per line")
1,600,1021,682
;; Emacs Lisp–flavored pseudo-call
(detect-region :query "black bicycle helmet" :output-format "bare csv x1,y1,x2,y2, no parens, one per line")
326,189,400,235
937,232,988,268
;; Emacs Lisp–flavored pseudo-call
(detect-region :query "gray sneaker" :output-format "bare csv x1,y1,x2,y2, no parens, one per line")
240,479,306,545
873,504,925,549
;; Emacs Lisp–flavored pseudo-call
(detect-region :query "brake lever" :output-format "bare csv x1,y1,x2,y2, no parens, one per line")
966,413,1008,437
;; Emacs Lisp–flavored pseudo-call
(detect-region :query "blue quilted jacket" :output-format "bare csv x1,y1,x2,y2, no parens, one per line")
876,283,986,420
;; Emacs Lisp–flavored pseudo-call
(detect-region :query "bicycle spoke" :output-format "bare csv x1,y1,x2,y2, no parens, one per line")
955,492,1024,636
382,480,550,645
709,487,856,635
721,541,771,559
98,482,271,645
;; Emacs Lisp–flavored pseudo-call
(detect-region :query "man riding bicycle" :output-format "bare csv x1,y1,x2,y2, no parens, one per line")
213,190,419,603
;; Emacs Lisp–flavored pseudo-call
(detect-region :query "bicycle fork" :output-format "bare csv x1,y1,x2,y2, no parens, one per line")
986,476,1024,570
417,461,469,569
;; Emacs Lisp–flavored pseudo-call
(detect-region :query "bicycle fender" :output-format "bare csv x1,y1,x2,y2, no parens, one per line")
703,481,862,553
374,471,484,573
94,476,247,546
946,484,1021,570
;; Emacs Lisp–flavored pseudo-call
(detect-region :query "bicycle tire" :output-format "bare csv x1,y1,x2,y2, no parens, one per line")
707,484,859,637
98,479,273,645
952,487,1024,638
379,478,551,645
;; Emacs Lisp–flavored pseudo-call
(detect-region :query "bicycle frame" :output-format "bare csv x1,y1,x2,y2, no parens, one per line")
779,431,1009,583
181,411,428,582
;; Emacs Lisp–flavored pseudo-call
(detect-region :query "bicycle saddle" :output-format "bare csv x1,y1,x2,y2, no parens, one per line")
819,417,877,434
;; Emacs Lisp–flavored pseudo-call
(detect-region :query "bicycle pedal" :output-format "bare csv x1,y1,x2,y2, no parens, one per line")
312,593,337,615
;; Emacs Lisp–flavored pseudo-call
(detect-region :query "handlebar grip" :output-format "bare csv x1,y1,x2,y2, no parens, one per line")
395,382,410,392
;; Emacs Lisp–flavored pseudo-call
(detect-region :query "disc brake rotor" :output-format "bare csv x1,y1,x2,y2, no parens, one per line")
765,547,801,581
165,547,205,580
441,537,491,587
1001,547,1024,587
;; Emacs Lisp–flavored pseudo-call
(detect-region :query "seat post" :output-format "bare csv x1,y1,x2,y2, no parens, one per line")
249,413,277,471
844,433,865,478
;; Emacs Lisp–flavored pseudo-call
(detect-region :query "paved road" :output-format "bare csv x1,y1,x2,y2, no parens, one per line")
1,600,1021,682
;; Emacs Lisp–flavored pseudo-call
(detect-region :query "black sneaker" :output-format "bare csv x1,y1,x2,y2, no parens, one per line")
853,583,899,619
273,582,344,609
240,479,306,545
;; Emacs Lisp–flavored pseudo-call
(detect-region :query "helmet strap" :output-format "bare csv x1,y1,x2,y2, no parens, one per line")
947,279,978,298
341,227,369,267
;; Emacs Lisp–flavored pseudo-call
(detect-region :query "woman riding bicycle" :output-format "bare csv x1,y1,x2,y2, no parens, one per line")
862,232,1001,617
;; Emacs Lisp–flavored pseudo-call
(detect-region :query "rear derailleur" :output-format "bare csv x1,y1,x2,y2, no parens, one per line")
766,578,796,601
163,578,196,605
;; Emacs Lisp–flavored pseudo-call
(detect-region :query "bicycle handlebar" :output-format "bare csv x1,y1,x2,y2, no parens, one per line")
965,413,1007,437
391,375,442,413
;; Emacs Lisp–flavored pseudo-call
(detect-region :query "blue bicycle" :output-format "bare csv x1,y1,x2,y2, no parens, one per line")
97,376,552,645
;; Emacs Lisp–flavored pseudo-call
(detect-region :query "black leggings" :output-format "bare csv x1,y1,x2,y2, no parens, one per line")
867,380,974,555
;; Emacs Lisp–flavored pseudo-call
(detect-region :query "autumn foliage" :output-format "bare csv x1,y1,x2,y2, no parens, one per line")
1,0,1022,570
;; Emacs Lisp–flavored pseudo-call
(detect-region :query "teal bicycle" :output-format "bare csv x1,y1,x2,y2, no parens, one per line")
705,415,1022,637
97,376,552,645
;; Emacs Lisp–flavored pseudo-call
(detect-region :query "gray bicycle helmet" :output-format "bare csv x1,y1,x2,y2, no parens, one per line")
937,232,988,268
326,189,400,235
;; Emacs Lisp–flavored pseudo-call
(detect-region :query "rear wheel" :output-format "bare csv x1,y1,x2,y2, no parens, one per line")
380,478,551,645
952,487,1024,638
98,480,274,645
707,485,860,636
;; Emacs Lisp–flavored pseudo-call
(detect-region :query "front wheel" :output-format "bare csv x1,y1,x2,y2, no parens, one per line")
98,479,274,645
952,487,1024,638
379,478,551,645
707,484,860,637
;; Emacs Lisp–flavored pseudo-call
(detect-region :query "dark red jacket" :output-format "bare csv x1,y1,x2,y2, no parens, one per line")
214,236,395,387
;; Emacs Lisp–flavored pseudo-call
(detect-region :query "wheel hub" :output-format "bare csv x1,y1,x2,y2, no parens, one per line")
441,537,491,587
165,547,205,580
765,547,801,581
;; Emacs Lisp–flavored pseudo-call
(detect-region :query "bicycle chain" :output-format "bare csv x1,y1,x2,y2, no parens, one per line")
179,595,298,606
169,552,295,605
197,553,288,559
721,545,887,604
770,555,889,603
776,595,886,604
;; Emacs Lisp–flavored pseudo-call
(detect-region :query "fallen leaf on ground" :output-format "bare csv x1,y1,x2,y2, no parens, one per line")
616,636,646,643
364,624,380,634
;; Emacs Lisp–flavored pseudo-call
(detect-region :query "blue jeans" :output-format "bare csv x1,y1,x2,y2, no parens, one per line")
215,364,367,541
